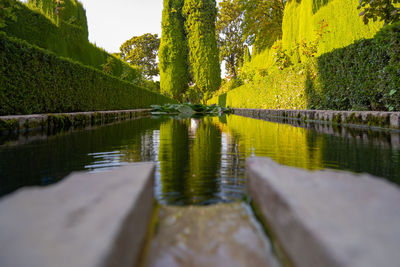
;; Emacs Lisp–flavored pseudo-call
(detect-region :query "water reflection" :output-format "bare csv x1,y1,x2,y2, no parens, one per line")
0,117,165,196
0,115,399,204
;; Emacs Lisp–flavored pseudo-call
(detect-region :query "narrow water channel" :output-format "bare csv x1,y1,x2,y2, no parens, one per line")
1,114,399,204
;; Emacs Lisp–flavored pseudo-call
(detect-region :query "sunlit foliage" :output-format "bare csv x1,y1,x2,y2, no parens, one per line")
120,33,160,79
216,0,246,78
159,0,189,101
183,0,221,100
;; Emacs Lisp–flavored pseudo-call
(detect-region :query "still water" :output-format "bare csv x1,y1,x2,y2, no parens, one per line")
1,115,399,205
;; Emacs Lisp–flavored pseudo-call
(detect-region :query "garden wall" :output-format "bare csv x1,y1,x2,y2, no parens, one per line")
209,23,400,111
0,33,175,116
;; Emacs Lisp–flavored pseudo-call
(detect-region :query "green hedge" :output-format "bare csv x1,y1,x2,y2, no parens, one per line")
308,22,400,111
282,0,382,57
208,63,310,109
209,23,400,111
27,0,89,40
0,33,176,115
3,2,140,83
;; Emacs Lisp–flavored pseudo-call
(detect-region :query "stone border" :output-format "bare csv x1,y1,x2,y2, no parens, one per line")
0,109,151,135
234,108,400,130
246,157,400,267
0,163,156,267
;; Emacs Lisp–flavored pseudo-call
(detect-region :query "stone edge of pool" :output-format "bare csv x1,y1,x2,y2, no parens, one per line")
234,108,400,130
0,162,155,267
247,157,400,267
0,109,152,135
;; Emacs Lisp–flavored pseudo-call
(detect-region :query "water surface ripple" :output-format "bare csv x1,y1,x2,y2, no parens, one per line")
1,115,399,205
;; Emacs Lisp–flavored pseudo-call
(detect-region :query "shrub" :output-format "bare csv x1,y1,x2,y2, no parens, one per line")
208,23,400,111
0,33,176,115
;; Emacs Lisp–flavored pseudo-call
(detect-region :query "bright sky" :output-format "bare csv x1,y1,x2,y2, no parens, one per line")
20,0,225,74
80,0,163,53
81,0,222,54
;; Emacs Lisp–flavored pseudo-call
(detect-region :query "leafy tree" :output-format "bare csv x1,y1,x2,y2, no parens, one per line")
0,0,19,28
239,0,286,53
159,0,189,101
216,0,246,78
358,0,400,25
120,33,160,79
183,0,221,100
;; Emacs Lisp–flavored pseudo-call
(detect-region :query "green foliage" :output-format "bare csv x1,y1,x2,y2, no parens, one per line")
182,85,203,103
27,0,88,40
183,0,221,100
3,1,143,86
119,33,160,79
239,0,286,52
0,0,19,28
151,103,233,115
309,22,400,111
271,40,292,70
216,0,245,78
159,0,189,101
282,0,383,56
0,33,176,115
209,23,400,111
208,62,311,109
358,0,400,25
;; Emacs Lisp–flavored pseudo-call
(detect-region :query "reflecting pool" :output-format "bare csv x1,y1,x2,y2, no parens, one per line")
0,115,399,205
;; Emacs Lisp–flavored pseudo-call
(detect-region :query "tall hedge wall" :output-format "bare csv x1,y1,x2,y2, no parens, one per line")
0,33,176,115
3,1,140,83
282,0,383,56
27,0,89,40
208,23,400,111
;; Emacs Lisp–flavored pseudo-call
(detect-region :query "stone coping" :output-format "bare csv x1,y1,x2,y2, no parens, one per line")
0,109,152,135
234,108,400,130
0,163,155,267
144,203,279,267
247,157,400,267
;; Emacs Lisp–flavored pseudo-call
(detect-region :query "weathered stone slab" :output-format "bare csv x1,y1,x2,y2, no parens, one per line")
0,163,155,267
247,157,400,267
145,203,278,267
0,109,151,134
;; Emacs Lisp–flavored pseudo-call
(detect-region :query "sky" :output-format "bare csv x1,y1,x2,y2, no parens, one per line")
79,0,163,53
20,0,225,75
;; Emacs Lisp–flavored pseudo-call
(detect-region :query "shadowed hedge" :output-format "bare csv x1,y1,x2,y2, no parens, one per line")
208,23,400,111
0,33,176,115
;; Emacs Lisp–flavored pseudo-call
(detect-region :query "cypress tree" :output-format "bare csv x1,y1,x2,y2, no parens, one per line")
183,0,221,100
159,0,189,101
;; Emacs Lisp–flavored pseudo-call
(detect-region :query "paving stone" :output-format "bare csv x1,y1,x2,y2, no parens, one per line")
145,203,278,267
247,157,400,267
0,163,155,267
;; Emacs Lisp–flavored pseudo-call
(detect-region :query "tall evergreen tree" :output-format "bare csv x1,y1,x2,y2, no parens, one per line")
217,0,245,79
183,0,221,100
159,0,189,101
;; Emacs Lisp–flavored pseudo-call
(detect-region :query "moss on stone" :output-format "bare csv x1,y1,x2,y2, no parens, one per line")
367,114,389,127
0,119,19,133
332,114,342,124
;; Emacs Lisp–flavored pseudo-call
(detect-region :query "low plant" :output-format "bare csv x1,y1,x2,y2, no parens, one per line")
151,104,233,115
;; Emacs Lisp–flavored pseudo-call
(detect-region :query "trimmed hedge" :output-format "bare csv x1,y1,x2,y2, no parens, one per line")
208,63,310,109
208,23,400,111
282,0,382,57
3,2,140,82
309,22,400,111
0,33,176,115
